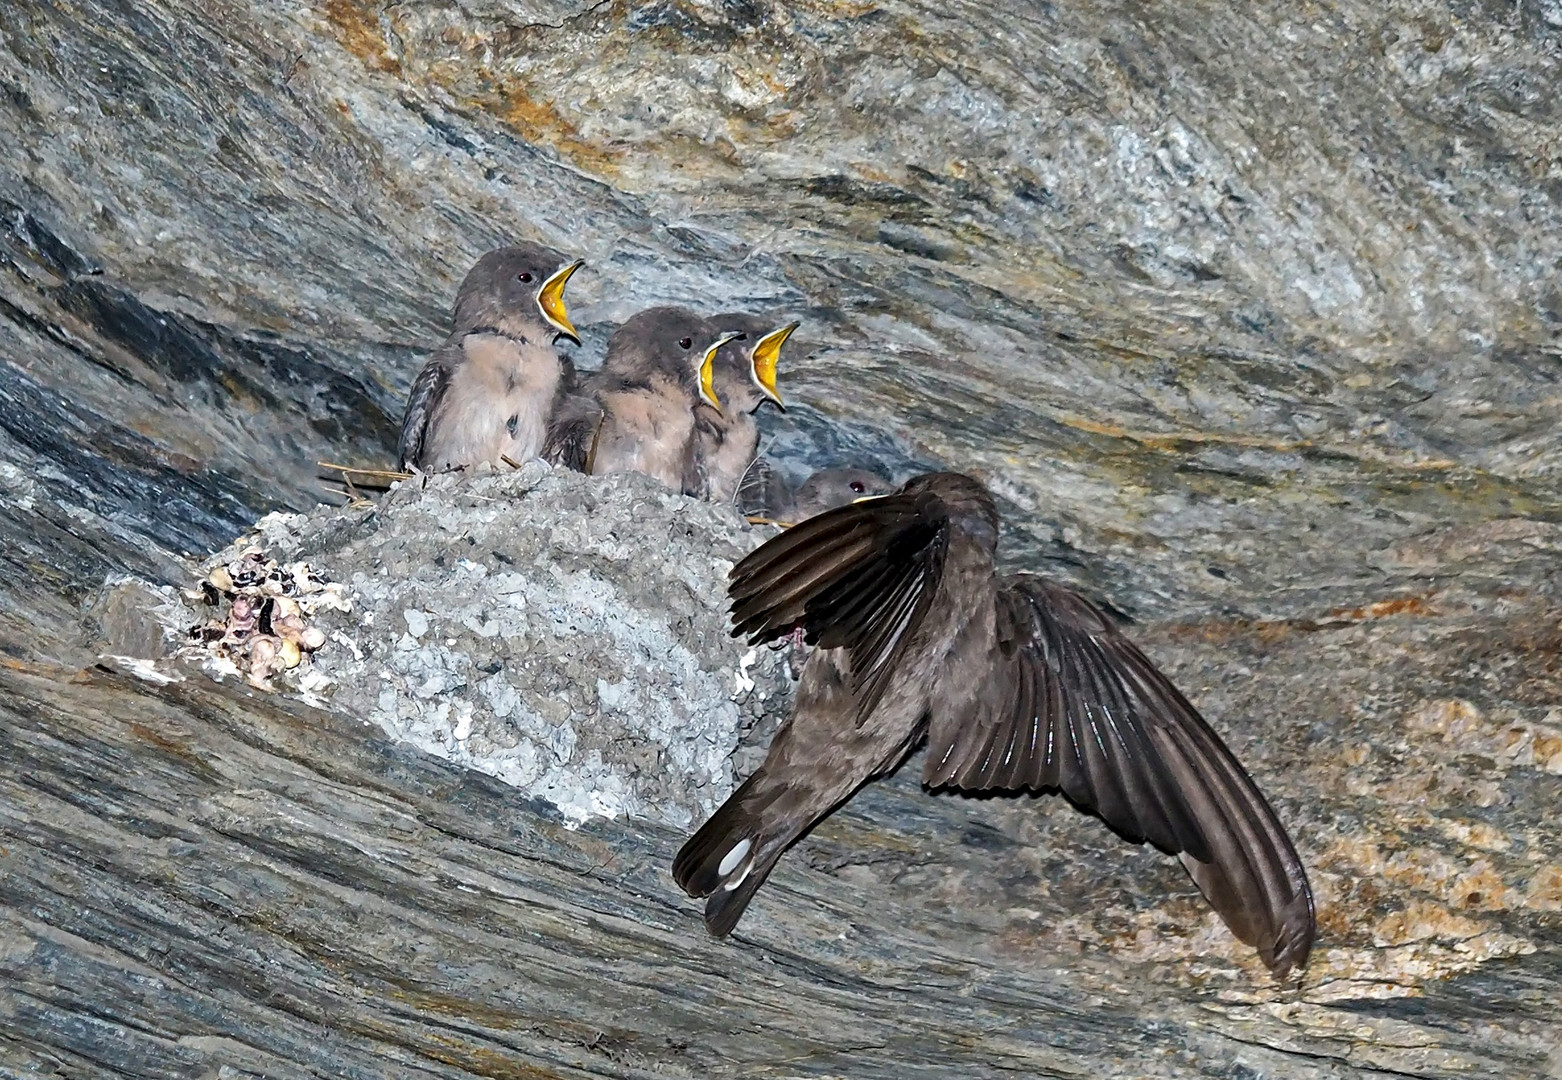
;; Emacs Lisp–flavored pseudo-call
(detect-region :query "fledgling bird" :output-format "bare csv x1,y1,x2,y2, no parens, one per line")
397,244,584,473
688,315,796,502
736,459,894,524
544,307,741,491
673,471,1316,979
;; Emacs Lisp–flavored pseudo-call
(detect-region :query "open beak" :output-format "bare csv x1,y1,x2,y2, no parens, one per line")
535,259,584,344
748,321,797,409
699,331,744,413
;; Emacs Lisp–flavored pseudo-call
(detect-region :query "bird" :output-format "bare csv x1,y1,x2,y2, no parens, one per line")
735,460,894,524
688,315,796,502
544,307,742,491
673,471,1315,979
397,244,584,473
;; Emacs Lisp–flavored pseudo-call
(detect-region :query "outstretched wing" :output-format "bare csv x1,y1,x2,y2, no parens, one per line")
396,346,456,471
924,574,1315,978
728,486,949,722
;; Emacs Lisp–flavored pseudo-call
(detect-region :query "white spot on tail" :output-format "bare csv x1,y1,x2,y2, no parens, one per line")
717,837,751,877
722,862,753,892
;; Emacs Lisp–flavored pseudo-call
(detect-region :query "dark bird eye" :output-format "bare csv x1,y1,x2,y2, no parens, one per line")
850,481,865,493
517,272,534,283
679,336,693,349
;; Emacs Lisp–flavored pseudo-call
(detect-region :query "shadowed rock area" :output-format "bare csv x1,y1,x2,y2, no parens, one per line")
2,0,1561,1076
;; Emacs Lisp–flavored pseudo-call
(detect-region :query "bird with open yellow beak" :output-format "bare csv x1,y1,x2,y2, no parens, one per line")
545,307,742,492
686,314,796,503
397,243,584,473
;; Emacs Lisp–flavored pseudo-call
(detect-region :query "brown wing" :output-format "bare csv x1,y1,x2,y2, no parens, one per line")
681,414,713,499
734,456,789,519
396,344,457,471
541,388,603,473
728,488,949,722
924,574,1315,978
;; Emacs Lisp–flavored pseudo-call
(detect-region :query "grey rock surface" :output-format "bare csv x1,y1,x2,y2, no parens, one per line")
187,463,792,826
1,0,1561,1075
4,0,1559,625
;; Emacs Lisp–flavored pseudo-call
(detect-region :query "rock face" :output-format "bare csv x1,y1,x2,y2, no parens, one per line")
2,0,1561,1076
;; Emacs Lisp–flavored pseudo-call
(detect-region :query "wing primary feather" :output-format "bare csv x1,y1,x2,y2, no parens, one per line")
921,572,1314,976
1011,652,1042,789
805,555,906,646
732,518,879,594
732,539,879,643
730,501,906,592
729,518,868,600
730,531,881,640
397,352,453,472
1070,632,1164,845
989,668,1030,789
727,485,952,726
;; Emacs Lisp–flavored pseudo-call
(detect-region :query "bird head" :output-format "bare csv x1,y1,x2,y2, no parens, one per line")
452,243,583,345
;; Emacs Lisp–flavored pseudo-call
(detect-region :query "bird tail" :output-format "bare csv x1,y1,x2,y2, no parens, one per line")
673,775,804,937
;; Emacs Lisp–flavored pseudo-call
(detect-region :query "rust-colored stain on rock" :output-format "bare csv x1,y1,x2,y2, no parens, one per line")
1324,595,1436,621
490,83,623,176
319,1,621,176
322,0,403,76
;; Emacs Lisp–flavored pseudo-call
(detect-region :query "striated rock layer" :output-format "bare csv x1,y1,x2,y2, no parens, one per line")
1,0,1560,1075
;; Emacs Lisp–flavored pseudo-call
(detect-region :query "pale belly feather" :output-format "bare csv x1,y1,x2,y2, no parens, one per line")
424,334,560,471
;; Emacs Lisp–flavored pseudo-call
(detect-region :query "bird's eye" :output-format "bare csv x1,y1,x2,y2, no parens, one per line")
850,481,865,493
517,272,534,283
679,336,693,349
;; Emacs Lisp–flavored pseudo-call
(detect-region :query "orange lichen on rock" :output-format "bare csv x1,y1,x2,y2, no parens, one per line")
1324,595,1436,621
1057,415,1310,454
492,85,623,175
1406,698,1562,774
1404,697,1489,743
322,0,403,76
1164,591,1439,650
1110,908,1256,973
1524,865,1562,911
317,3,622,176
1321,829,1528,911
1372,900,1493,947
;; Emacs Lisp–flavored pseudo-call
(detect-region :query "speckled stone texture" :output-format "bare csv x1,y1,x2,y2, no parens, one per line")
2,0,1562,1075
186,463,793,826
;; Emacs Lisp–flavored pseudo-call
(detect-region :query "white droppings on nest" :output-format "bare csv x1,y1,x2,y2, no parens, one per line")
181,547,351,691
104,656,184,685
734,647,759,696
330,630,364,661
296,667,335,709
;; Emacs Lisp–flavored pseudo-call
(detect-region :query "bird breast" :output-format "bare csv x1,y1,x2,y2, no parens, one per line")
430,333,562,467
698,411,759,502
591,385,697,489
